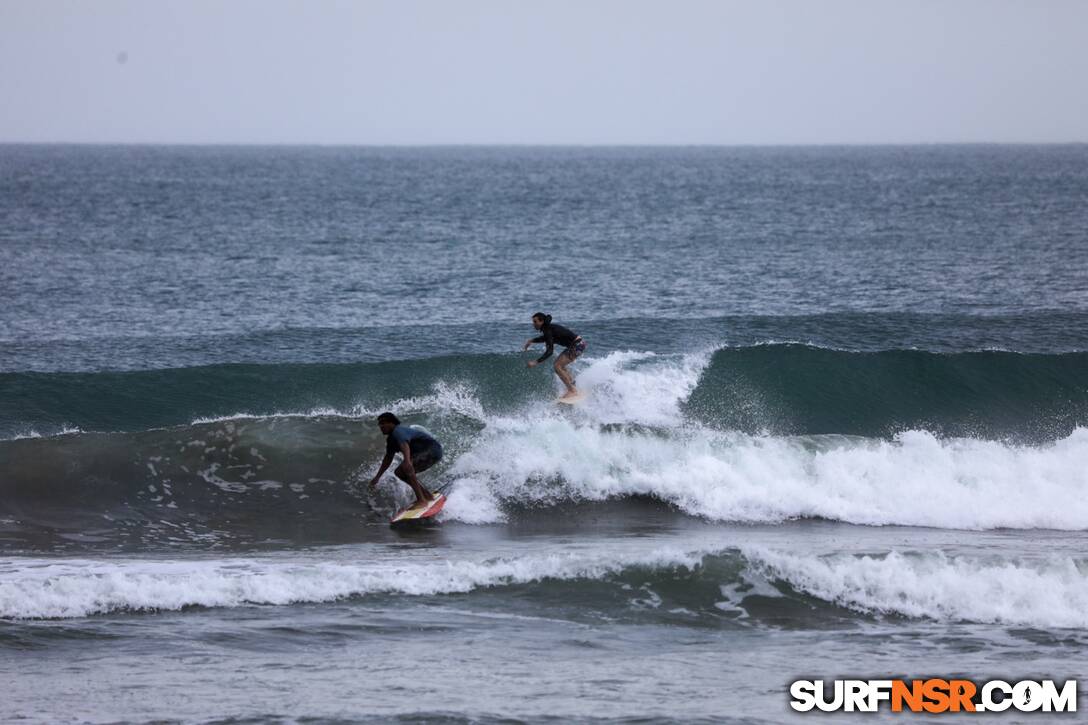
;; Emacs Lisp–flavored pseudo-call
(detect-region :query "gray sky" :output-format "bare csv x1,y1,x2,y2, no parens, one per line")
2,0,1086,144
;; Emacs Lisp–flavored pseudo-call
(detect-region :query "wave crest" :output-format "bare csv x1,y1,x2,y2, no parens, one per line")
6,545,1087,630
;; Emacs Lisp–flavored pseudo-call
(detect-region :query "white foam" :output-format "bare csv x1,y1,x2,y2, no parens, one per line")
570,350,711,426
3,426,83,441
747,548,1088,628
348,380,487,422
434,348,1088,530
0,546,708,619
445,424,1088,530
8,544,1085,628
188,381,486,427
440,476,506,524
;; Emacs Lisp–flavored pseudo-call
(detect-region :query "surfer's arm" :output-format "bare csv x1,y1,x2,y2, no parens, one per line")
368,451,395,487
532,332,554,365
535,342,554,364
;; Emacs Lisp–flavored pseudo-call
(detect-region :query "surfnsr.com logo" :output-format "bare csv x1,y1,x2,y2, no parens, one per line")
790,679,1078,713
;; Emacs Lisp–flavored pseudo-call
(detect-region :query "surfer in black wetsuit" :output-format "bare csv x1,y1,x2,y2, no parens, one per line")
523,312,587,400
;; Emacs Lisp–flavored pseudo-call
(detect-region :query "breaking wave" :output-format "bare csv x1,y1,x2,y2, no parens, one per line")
2,348,1087,549
5,545,1086,629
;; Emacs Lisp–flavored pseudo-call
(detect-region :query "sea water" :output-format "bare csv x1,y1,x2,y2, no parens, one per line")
2,145,1087,722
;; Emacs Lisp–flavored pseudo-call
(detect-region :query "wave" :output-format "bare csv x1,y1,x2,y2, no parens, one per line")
749,549,1088,629
444,424,1088,531
0,545,708,619
0,355,547,439
2,349,1087,547
3,418,1086,545
6,311,1088,375
5,546,1086,629
685,345,1088,440
0,404,485,549
3,345,1085,441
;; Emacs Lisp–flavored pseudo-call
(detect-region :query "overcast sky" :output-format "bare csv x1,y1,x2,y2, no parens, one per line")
2,0,1086,144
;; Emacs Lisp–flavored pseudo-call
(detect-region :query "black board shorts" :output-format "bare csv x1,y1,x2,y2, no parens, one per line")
410,441,443,472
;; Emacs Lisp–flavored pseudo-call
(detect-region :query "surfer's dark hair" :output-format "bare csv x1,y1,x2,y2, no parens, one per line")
532,312,552,325
377,412,400,425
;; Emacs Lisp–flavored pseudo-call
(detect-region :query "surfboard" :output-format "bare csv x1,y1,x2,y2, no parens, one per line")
556,392,587,405
390,492,446,526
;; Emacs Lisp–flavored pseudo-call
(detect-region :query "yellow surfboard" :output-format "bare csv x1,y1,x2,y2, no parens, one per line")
390,493,446,526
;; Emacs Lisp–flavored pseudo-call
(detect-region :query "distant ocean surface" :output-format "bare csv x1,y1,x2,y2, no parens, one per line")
2,145,1087,723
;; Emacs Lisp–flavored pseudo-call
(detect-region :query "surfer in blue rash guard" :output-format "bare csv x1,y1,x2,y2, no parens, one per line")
368,412,443,508
523,312,587,400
